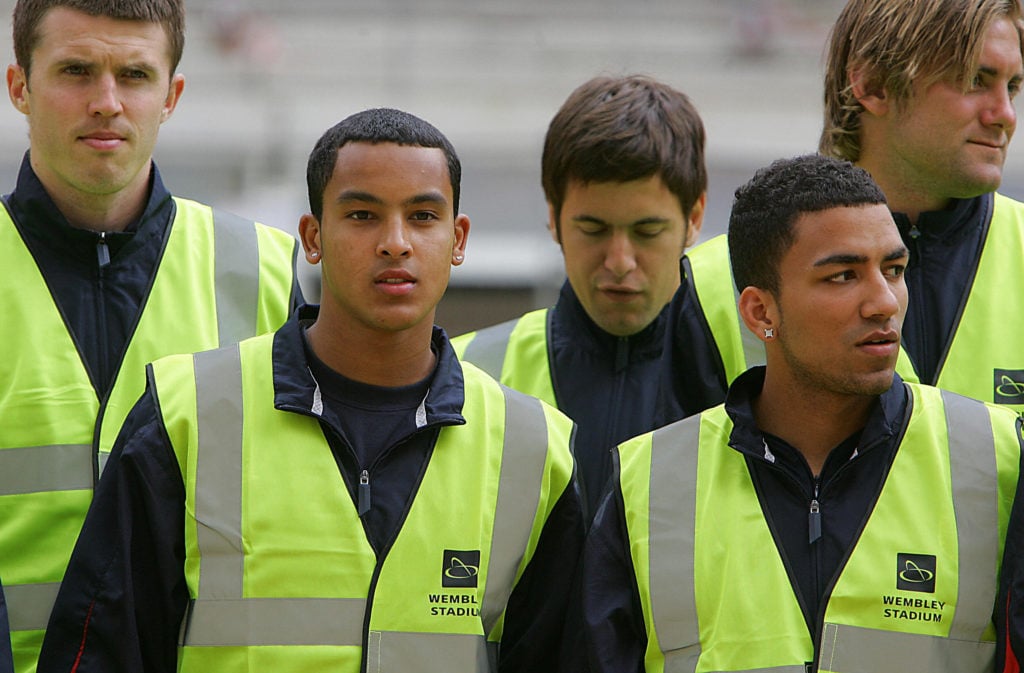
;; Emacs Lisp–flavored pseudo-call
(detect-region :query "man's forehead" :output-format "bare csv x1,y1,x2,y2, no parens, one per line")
329,143,453,201
788,204,900,256
35,8,172,59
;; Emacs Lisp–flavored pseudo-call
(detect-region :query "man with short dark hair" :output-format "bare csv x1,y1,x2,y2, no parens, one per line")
39,108,584,673
0,1,301,669
453,74,724,512
580,154,1023,673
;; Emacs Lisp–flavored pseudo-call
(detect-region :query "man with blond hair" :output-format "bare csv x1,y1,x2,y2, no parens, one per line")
815,1,1024,668
679,0,1024,408
820,0,1024,411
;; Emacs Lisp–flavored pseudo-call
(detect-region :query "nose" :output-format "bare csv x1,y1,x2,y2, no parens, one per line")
377,218,412,258
982,86,1017,132
87,74,122,117
862,270,904,322
604,230,637,279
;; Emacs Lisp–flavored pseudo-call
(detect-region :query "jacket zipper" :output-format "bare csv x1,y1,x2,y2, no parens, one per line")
605,336,630,446
90,232,112,482
96,230,111,267
358,469,371,516
905,224,930,381
809,476,823,632
303,413,438,673
354,427,439,673
808,480,821,545
809,434,894,670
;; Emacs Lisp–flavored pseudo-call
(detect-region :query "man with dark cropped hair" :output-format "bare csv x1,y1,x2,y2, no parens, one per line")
580,154,1023,673
39,108,584,673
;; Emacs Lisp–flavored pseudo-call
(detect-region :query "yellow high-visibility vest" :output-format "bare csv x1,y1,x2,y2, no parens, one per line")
152,333,575,672
0,199,297,673
618,383,1020,672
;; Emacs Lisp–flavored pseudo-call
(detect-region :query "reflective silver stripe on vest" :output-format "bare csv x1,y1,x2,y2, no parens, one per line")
648,418,701,673
480,386,548,637
460,318,519,379
212,209,259,348
184,597,365,646
192,344,245,600
184,347,549,659
366,631,495,672
701,668,803,673
941,389,998,642
819,622,994,673
818,391,999,673
97,450,110,475
5,582,61,631
0,444,93,495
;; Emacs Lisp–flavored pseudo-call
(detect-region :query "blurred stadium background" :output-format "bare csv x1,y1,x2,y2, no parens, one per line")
1,0,1020,334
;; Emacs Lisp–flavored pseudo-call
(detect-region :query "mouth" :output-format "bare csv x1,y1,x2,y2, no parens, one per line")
599,282,642,295
599,288,643,304
79,132,126,151
968,138,1006,151
857,331,898,345
856,330,900,356
375,270,416,295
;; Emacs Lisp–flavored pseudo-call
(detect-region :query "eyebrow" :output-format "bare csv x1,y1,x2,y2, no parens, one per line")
572,214,671,226
335,190,449,207
813,246,909,267
977,65,1024,83
55,56,160,73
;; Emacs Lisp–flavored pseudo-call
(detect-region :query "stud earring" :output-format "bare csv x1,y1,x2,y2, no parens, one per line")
454,254,464,262
764,327,774,339
310,251,319,259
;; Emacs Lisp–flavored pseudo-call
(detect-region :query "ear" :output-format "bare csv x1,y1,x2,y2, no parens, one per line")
452,213,470,266
7,64,29,115
684,192,707,249
738,285,779,343
849,66,889,117
159,73,186,124
298,213,322,265
546,202,562,246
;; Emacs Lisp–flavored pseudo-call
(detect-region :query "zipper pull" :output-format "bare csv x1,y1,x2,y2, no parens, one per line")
809,499,821,544
358,469,371,517
96,231,110,268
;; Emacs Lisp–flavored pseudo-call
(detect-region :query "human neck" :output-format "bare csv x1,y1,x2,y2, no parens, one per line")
305,317,437,388
856,157,948,227
53,189,148,233
37,168,150,233
752,370,874,476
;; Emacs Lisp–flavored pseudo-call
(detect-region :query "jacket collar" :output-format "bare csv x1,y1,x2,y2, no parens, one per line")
891,193,990,248
271,305,467,428
724,366,908,464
